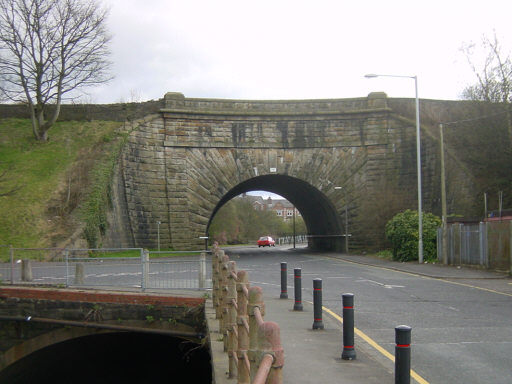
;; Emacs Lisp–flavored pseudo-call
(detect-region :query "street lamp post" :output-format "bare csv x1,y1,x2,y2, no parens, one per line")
365,74,423,263
157,221,161,252
292,206,296,249
334,186,349,254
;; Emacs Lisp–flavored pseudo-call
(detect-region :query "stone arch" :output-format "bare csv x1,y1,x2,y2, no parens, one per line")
207,175,344,251
112,92,478,252
1,330,210,382
1,327,109,369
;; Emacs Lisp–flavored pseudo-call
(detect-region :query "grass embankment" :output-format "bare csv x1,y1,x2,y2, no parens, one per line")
0,118,124,261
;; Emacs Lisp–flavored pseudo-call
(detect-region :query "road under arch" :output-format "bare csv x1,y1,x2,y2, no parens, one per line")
207,175,344,251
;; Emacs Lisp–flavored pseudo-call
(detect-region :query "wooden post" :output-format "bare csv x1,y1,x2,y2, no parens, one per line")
237,270,250,384
248,286,265,380
254,322,284,384
219,254,230,338
226,261,238,378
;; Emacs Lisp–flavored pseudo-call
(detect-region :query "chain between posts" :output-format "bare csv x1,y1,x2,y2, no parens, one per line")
211,243,284,384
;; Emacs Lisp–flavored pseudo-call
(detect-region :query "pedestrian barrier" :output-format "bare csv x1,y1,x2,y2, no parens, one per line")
211,243,284,384
0,247,211,290
279,263,413,382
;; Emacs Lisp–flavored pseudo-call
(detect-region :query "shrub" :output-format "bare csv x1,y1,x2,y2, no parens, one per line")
385,209,441,262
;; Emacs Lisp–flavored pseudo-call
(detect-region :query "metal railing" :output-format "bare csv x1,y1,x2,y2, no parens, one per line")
276,235,307,246
0,247,211,290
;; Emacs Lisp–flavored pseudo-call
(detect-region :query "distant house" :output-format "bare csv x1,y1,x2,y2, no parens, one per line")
242,194,301,221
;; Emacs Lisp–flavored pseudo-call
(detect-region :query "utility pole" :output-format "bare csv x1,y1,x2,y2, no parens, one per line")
293,207,296,249
440,124,448,264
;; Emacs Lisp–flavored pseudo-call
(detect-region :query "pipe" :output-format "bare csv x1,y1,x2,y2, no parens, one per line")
0,315,204,342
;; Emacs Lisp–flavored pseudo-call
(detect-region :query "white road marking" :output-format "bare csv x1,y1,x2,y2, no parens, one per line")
356,278,405,289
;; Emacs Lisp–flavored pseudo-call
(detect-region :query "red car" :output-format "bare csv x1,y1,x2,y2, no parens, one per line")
257,236,275,247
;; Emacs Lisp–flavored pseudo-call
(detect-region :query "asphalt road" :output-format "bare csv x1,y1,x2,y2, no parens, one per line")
6,245,510,383
224,246,512,384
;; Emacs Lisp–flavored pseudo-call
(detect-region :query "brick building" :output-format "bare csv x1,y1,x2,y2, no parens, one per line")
243,194,301,222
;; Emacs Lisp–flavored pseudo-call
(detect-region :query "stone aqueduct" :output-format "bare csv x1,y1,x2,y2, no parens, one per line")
105,92,472,252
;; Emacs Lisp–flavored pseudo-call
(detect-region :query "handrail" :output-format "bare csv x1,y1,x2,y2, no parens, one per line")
211,243,284,384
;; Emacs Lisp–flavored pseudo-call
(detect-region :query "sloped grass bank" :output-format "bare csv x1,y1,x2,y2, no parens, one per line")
0,118,123,256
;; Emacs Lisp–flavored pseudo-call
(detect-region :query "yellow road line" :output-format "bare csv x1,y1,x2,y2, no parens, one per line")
439,279,512,297
322,306,430,384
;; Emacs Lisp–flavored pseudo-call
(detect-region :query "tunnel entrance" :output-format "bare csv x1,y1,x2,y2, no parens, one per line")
0,332,211,383
207,175,344,252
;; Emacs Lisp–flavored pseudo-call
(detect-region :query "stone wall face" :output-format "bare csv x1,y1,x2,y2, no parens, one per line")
117,92,465,251
1,93,478,251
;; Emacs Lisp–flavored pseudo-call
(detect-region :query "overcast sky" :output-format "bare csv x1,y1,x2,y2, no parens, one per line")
84,0,512,104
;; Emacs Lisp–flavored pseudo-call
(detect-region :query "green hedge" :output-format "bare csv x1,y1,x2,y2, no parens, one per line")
385,209,441,262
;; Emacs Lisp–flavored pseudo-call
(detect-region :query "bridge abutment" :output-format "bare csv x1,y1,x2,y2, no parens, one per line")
106,92,472,252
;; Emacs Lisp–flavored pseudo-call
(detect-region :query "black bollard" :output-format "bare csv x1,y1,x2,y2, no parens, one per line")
341,293,356,360
280,262,288,299
293,268,303,311
312,278,324,329
395,325,411,384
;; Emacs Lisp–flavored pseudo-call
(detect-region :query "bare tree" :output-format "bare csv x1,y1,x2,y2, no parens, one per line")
0,0,112,141
461,32,512,143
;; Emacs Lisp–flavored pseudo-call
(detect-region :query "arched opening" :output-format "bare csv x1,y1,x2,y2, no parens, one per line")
207,175,343,251
0,332,211,383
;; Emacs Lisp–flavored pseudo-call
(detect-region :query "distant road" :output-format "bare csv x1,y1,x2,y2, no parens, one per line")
224,247,512,384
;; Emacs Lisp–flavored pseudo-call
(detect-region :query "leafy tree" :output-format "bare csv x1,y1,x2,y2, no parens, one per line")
209,196,306,245
385,209,441,262
208,199,240,244
0,0,112,141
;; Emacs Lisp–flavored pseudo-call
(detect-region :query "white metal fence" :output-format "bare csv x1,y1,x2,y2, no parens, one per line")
0,247,212,290
277,235,307,246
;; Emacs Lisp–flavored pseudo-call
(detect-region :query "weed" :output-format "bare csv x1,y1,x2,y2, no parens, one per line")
168,318,177,326
376,250,393,260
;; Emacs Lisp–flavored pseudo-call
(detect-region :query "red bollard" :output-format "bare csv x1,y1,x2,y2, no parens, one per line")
293,268,303,311
395,325,411,384
280,262,288,299
341,293,356,360
312,278,324,330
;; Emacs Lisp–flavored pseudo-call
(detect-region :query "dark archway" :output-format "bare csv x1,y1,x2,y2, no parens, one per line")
0,332,211,383
207,175,343,251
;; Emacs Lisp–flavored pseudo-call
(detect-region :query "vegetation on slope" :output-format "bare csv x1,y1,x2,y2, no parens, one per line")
0,118,123,258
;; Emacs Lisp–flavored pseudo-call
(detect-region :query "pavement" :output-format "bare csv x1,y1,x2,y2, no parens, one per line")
206,252,511,384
